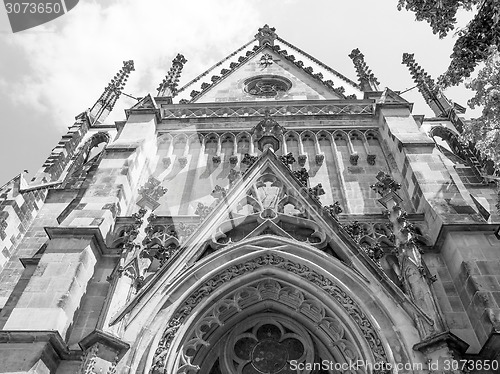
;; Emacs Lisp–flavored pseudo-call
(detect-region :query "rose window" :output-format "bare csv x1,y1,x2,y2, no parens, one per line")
244,75,292,97
231,322,308,374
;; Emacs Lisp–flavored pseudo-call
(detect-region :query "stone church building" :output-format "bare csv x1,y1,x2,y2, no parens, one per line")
0,25,499,373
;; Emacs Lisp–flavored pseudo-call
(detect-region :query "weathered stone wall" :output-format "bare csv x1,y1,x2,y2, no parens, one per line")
0,114,91,308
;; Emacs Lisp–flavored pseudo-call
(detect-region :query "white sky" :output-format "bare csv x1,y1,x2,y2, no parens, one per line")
0,0,481,186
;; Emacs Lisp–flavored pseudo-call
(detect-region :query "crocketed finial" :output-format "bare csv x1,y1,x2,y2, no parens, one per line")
255,24,277,46
348,48,379,91
402,53,452,117
89,60,135,124
157,53,187,97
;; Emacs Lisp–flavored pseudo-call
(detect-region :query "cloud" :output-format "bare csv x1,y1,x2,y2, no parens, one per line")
2,0,264,127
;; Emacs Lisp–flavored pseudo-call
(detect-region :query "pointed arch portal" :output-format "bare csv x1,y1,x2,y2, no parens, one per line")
139,236,414,374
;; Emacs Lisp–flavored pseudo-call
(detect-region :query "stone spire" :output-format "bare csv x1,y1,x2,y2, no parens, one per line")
402,53,453,117
89,60,135,125
157,53,187,98
348,48,379,91
251,109,285,152
255,24,277,46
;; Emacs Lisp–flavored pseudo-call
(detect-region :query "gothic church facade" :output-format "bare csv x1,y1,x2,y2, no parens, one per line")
0,25,499,374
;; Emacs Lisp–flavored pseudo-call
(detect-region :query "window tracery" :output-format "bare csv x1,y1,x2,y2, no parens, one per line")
227,320,311,374
244,75,292,97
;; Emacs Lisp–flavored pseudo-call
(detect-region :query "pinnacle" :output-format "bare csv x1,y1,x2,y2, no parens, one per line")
255,24,277,46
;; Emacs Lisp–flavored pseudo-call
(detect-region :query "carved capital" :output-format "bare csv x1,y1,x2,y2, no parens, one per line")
178,156,188,168
367,154,376,165
161,157,172,169
298,154,307,166
229,155,238,167
349,153,359,165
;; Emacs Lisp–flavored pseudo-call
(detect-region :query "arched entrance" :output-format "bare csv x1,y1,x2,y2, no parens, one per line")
181,275,367,374
140,236,412,374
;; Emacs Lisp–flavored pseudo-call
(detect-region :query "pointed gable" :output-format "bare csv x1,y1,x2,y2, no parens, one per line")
174,31,363,103
194,48,342,103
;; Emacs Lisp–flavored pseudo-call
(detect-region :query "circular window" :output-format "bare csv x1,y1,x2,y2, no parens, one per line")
224,315,313,374
244,75,292,97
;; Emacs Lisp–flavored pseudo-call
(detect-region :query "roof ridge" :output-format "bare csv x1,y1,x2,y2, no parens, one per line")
176,38,256,95
187,44,358,103
275,36,360,89
187,44,266,103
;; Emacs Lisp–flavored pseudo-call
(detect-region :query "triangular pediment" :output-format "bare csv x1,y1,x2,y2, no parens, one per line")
175,38,362,103
193,48,345,103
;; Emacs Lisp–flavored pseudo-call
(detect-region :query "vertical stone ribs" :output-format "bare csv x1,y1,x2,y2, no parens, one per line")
157,54,187,98
89,60,135,124
348,48,379,91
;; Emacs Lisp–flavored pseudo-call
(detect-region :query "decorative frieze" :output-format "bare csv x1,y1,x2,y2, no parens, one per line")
162,102,374,119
